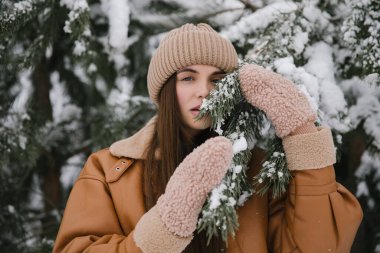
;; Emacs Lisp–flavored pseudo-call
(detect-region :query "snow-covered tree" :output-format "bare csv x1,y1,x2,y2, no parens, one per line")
0,0,378,252
0,0,156,251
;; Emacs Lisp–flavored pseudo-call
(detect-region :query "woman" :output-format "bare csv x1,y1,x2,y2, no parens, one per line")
53,23,363,253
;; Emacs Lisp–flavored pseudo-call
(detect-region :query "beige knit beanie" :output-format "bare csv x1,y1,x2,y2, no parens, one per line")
147,23,238,104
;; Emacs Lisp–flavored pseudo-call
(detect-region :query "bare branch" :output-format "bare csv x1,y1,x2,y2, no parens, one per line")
238,0,259,12
132,7,244,32
196,7,244,20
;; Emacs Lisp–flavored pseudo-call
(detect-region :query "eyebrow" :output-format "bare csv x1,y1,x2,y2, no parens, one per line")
176,68,225,75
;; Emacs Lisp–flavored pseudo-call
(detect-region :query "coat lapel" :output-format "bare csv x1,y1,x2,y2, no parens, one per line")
109,116,157,159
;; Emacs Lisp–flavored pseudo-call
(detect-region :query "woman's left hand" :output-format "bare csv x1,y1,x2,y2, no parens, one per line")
238,64,318,138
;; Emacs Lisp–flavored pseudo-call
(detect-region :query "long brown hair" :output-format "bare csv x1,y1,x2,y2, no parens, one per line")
143,74,225,252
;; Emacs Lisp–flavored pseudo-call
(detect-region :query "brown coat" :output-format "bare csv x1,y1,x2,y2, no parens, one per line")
53,119,363,253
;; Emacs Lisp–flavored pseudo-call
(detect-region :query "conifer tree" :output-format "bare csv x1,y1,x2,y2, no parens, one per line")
0,0,378,252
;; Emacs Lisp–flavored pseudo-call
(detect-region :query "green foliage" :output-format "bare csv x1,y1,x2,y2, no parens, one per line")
0,1,156,251
197,61,292,243
355,156,380,253
90,97,156,150
341,0,380,82
0,107,41,169
253,139,292,198
0,0,53,37
1,0,379,252
0,0,56,72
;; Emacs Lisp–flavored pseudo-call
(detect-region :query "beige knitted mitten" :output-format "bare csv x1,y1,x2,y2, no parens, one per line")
157,136,233,236
239,64,317,138
134,136,233,253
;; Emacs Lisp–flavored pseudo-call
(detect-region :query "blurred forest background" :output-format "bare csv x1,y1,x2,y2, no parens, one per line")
0,0,379,252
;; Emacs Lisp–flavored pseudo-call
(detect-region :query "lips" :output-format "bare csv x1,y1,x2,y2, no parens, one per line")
190,105,201,112
190,105,201,115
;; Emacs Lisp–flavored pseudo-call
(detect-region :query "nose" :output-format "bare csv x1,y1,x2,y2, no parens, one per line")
196,79,213,98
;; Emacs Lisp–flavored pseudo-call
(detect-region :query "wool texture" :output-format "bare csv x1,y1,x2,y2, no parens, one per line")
289,121,318,136
283,126,336,170
156,136,233,237
109,116,157,159
147,23,238,104
133,206,193,253
238,64,317,138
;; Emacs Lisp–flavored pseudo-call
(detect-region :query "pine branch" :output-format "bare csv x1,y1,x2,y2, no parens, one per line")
252,138,291,198
192,7,244,21
132,7,244,32
196,61,292,243
237,0,259,12
341,0,380,81
0,0,53,37
0,1,61,72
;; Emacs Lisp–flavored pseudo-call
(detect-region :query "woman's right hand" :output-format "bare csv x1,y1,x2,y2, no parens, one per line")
134,136,233,252
157,136,233,237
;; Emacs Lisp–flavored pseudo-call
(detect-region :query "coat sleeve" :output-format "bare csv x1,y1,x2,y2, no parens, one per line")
267,127,363,253
53,151,192,253
52,170,143,253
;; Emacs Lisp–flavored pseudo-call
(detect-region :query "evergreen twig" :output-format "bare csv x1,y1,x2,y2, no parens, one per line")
196,61,292,243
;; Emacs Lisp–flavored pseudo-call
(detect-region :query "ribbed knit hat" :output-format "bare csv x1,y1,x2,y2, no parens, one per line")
147,23,238,104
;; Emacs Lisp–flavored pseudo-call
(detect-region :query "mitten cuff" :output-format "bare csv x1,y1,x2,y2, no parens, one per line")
282,126,336,171
289,121,318,136
133,206,193,253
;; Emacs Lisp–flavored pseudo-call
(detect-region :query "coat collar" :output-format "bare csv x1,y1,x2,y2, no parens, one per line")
109,116,157,159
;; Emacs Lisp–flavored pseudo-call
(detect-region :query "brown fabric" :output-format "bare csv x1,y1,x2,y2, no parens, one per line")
53,144,363,253
53,150,144,253
109,118,335,172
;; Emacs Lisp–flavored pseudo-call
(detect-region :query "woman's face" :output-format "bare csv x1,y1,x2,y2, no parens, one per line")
176,64,225,136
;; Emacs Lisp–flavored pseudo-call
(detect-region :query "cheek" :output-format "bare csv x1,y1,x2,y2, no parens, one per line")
176,85,189,110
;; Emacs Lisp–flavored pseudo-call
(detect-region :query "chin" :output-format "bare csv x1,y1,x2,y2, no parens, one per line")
189,117,211,130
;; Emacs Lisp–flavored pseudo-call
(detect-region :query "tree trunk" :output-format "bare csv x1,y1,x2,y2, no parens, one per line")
32,58,62,238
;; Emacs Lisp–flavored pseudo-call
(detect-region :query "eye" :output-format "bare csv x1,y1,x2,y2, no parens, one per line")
181,76,194,81
211,74,225,84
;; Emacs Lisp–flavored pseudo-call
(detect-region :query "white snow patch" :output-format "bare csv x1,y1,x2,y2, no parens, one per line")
88,63,97,73
28,174,44,210
304,42,348,131
73,40,86,56
49,71,82,124
237,191,251,206
233,136,248,154
108,0,130,51
356,181,369,197
60,154,86,189
274,57,319,112
12,69,33,113
222,2,297,42
209,183,227,210
292,31,308,54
